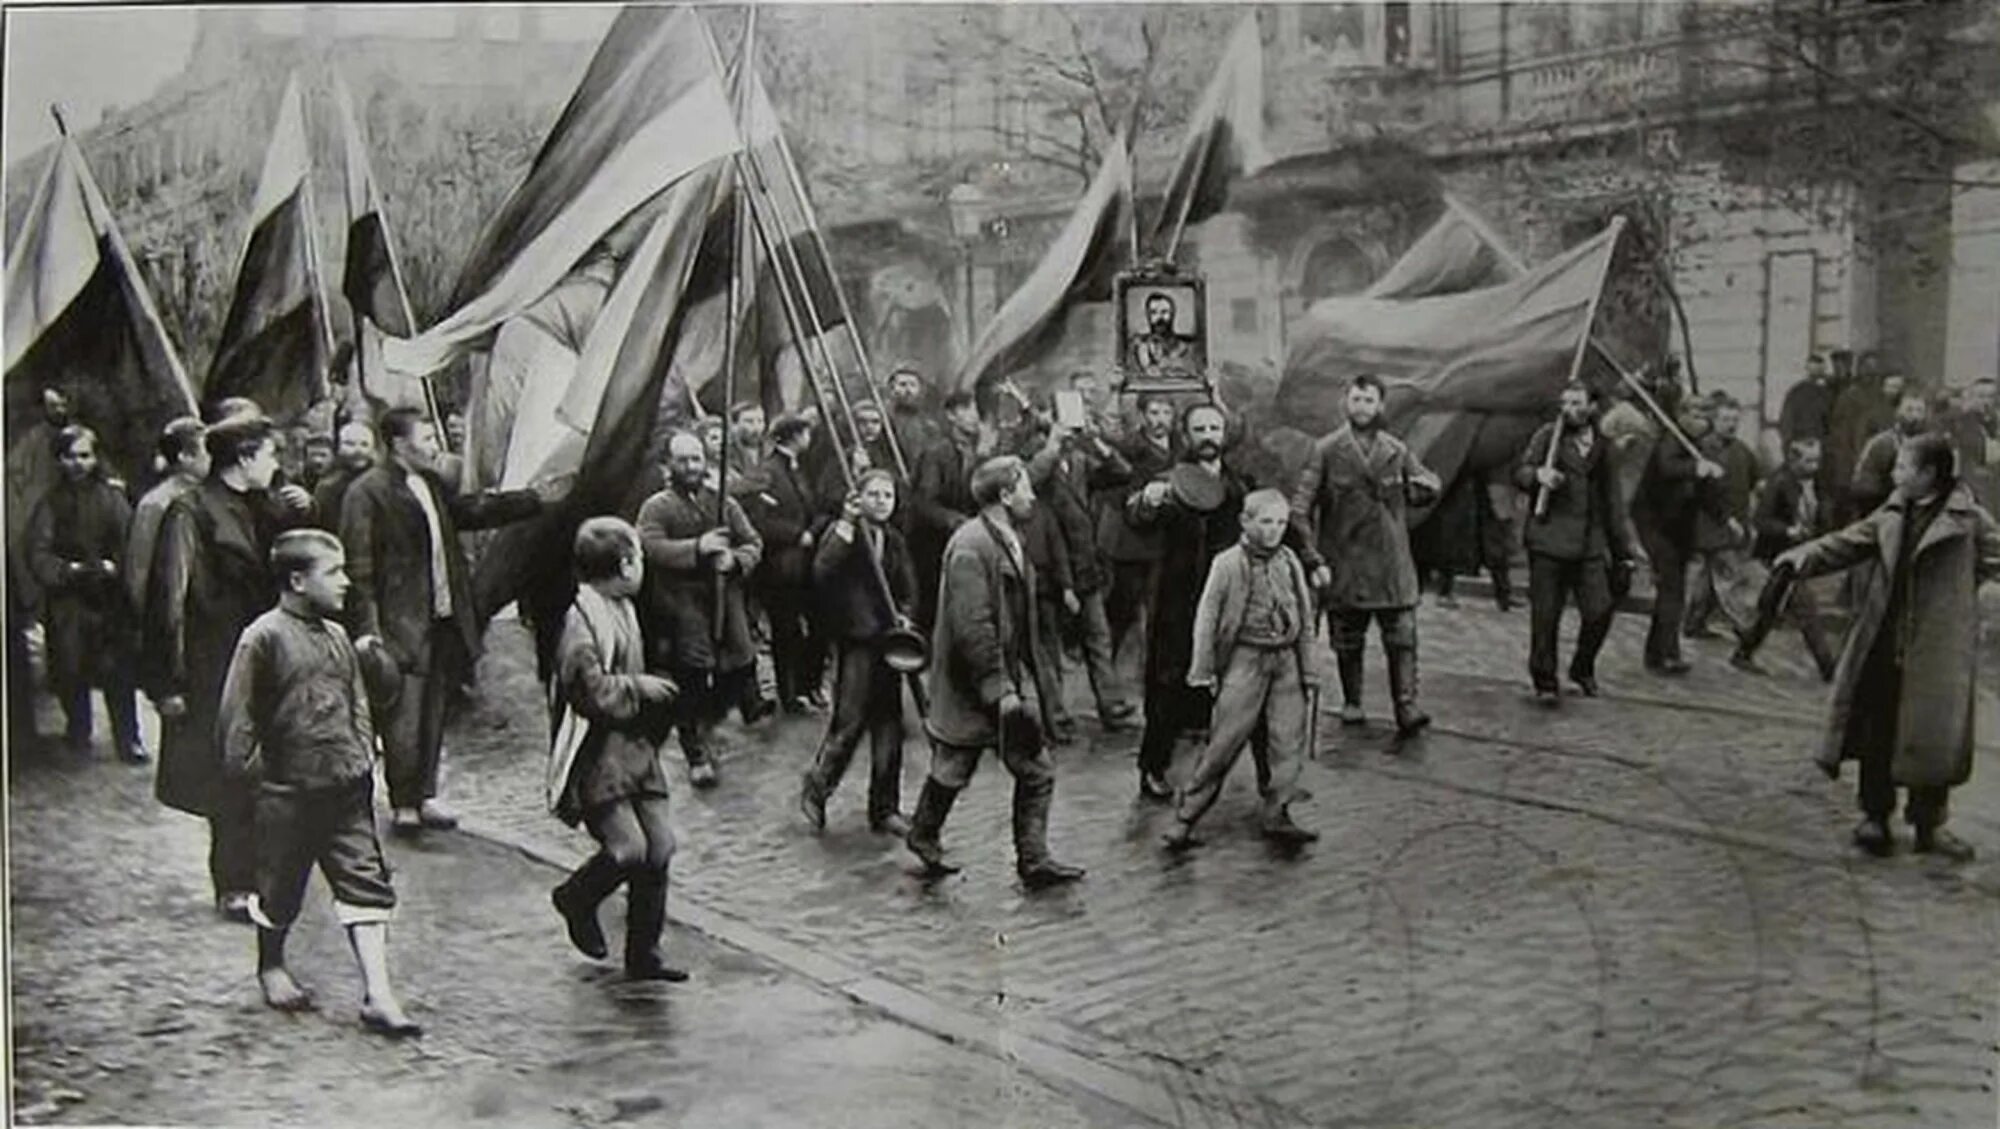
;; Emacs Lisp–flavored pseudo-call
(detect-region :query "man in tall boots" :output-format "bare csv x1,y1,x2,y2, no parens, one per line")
905,455,1085,890
1517,381,1637,703
1290,375,1442,735
743,414,824,712
341,408,545,834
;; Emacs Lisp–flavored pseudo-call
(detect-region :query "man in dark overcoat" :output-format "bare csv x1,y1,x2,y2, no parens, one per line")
1515,381,1635,702
1290,375,1441,735
1125,403,1253,799
341,407,544,833
909,390,984,631
905,455,1085,889
743,414,825,711
636,431,764,788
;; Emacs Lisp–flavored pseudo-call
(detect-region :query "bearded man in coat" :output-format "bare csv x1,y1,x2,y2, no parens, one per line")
1290,375,1442,736
1776,432,2000,861
1125,402,1253,800
636,431,764,788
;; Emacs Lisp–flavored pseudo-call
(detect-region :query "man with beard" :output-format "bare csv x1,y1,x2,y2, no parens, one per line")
910,391,985,631
726,403,769,488
1730,436,1839,680
1632,399,1727,675
1517,382,1635,703
636,432,764,788
1128,293,1197,376
1291,375,1442,735
312,421,378,530
1851,389,1934,517
885,366,939,468
905,455,1086,889
1126,403,1253,800
744,414,825,713
342,408,546,834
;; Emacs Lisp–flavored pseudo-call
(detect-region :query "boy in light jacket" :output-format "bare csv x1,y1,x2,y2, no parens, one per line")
1165,489,1323,851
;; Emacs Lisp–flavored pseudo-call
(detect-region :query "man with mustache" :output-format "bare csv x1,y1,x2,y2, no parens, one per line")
1291,374,1441,736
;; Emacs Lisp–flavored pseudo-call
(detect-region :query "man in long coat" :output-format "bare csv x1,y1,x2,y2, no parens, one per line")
150,415,313,919
1631,400,1726,674
341,407,544,833
909,391,984,631
637,431,764,788
1516,381,1635,702
1777,432,2000,861
1290,375,1442,735
905,455,1085,889
744,414,825,711
1125,403,1252,799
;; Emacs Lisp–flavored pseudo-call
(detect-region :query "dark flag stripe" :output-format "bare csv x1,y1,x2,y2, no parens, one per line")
6,241,192,489
342,212,411,337
204,188,325,420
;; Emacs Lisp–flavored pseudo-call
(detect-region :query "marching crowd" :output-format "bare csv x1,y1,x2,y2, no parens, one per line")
4,348,1997,1036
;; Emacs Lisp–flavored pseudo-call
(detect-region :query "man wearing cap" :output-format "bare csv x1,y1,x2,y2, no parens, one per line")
905,455,1085,889
744,413,826,712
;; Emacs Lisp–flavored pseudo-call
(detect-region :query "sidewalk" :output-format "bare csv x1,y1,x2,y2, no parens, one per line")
5,737,1140,1128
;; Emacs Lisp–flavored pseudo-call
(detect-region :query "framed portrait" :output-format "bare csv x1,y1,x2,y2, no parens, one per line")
1114,268,1208,394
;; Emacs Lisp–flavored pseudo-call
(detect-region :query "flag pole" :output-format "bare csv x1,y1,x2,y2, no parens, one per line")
750,85,907,480
294,99,342,416
1162,116,1212,264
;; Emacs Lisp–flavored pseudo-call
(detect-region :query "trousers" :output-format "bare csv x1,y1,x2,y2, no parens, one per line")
1527,554,1616,690
381,619,462,810
805,640,905,821
1175,646,1307,827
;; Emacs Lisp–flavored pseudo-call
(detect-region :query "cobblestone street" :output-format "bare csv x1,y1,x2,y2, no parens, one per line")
10,598,2000,1128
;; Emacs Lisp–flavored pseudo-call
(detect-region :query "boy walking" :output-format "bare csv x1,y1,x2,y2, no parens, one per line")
217,530,418,1037
1164,490,1322,850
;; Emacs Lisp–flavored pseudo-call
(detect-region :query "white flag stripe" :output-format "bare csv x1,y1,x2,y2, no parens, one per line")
249,75,311,228
381,74,741,379
333,74,374,225
2,144,101,371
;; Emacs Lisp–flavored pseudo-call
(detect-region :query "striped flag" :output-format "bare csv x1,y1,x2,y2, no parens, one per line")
381,5,742,381
332,73,434,416
1148,15,1272,253
4,133,196,486
957,136,1134,393
204,73,331,423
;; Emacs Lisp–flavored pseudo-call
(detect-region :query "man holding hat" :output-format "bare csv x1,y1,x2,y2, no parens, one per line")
905,455,1085,889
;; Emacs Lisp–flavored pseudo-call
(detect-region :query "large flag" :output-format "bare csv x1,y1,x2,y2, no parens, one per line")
381,6,741,380
204,74,330,422
1148,15,1272,253
332,73,433,414
956,136,1134,393
1365,196,1522,301
4,134,196,485
1277,218,1625,440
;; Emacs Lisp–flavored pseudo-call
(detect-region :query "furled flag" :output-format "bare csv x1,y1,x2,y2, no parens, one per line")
1148,14,1273,254
4,131,196,487
332,72,431,414
204,73,331,423
956,136,1134,393
380,5,742,381
1276,217,1626,437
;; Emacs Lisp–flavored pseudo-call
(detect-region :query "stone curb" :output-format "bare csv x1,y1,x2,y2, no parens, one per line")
454,817,1237,1129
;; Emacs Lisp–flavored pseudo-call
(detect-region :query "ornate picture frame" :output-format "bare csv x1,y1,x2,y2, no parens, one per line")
1114,264,1209,396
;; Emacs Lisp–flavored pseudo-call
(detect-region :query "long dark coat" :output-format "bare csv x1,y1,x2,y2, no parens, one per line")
635,483,763,673
1290,425,1439,610
26,475,135,695
1790,486,2000,786
1514,421,1633,563
743,450,818,590
1126,459,1252,690
925,514,1040,749
149,481,300,816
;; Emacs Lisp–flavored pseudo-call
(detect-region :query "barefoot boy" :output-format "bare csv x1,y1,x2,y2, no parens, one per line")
1164,489,1323,851
217,530,418,1037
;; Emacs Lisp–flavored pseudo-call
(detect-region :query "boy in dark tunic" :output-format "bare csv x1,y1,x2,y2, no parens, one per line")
217,530,417,1036
26,425,144,761
548,517,689,982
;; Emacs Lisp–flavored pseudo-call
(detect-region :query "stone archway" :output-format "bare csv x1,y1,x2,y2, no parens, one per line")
1295,234,1383,303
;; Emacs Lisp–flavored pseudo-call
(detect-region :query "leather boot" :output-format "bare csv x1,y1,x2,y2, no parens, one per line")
904,779,962,875
623,868,688,982
1014,777,1084,889
1335,651,1366,725
1387,647,1431,735
552,851,625,960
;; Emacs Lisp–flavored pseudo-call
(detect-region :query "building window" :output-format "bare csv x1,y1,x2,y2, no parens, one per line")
1384,2,1412,66
1232,298,1259,334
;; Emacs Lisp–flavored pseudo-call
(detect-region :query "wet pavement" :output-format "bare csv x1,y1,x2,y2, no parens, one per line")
6,721,1139,1128
10,593,2000,1127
